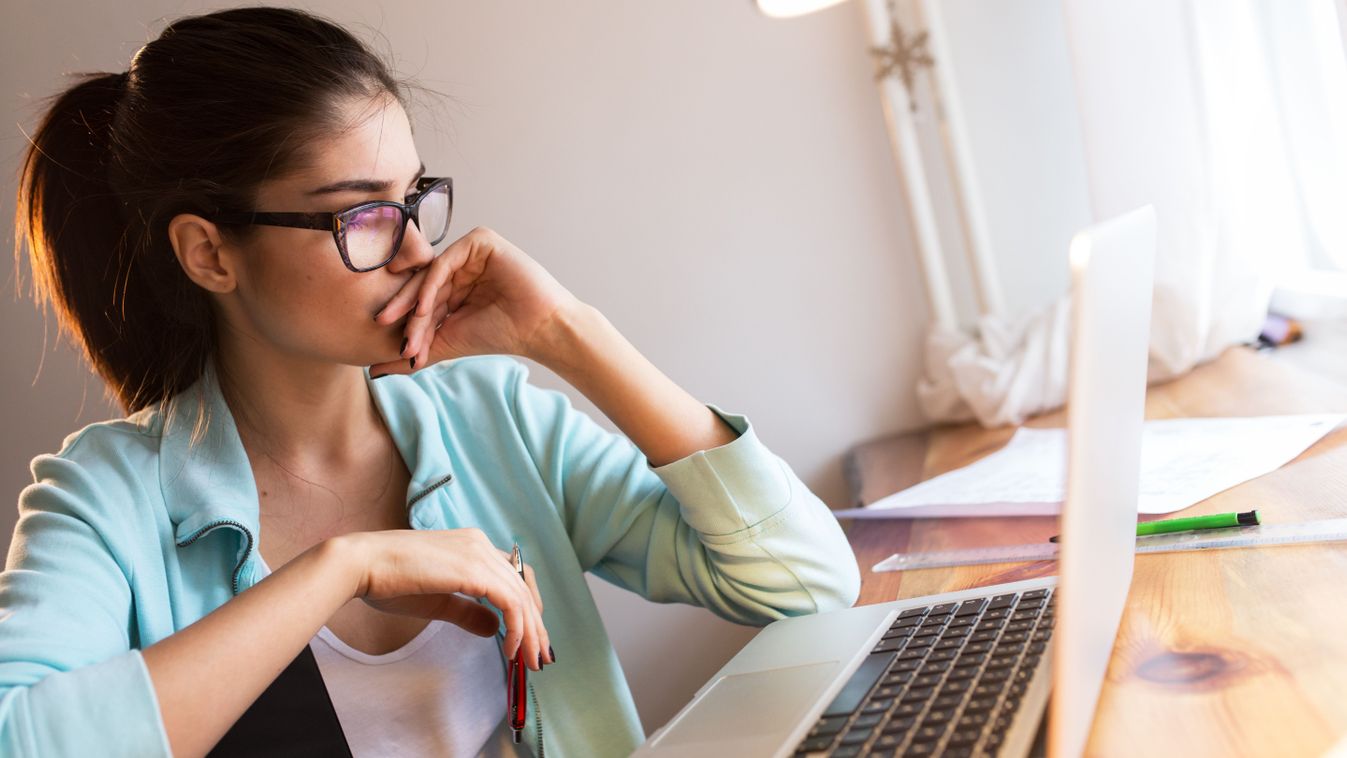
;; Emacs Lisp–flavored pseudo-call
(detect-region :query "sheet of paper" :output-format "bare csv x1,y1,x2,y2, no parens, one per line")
835,414,1344,519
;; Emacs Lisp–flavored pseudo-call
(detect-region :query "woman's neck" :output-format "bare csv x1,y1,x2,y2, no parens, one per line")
214,335,385,471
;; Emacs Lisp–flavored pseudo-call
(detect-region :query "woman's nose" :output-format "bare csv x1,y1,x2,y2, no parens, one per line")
387,220,436,273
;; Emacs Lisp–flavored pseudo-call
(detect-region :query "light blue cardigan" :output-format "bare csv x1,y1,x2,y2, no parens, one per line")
0,355,861,757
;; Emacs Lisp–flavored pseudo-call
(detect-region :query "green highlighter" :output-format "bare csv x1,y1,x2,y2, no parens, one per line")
1049,509,1260,543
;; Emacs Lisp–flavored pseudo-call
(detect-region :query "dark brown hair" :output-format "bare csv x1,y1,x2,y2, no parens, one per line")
14,7,415,414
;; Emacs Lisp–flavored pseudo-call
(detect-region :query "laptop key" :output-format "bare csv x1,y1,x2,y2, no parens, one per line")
981,668,1012,683
873,734,904,750
900,687,935,704
883,715,917,734
946,667,979,682
940,679,972,696
929,602,958,616
922,708,954,725
988,593,1017,609
798,734,836,752
891,615,924,629
1022,589,1048,600
894,702,925,718
955,599,987,617
810,716,849,736
926,646,959,665
838,727,872,745
860,713,887,730
884,674,915,691
862,698,894,715
899,607,930,619
883,626,915,640
923,654,956,669
973,681,1008,698
828,745,863,758
933,694,964,710
948,727,982,746
959,709,990,729
911,723,949,742
913,673,943,688
872,638,905,654
822,652,896,717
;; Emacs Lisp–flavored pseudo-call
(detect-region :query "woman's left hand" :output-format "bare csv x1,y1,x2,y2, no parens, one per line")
369,226,582,376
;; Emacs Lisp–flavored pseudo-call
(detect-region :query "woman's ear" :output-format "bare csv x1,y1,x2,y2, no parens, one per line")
167,213,237,293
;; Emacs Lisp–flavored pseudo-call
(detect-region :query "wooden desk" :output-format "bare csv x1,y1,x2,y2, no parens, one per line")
841,347,1347,757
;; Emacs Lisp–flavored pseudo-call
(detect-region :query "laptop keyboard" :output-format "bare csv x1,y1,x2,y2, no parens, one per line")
794,588,1056,758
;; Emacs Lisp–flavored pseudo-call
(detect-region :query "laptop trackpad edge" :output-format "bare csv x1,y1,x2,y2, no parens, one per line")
650,661,839,749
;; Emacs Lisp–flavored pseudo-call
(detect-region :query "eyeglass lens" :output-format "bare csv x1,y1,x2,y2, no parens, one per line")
343,183,451,270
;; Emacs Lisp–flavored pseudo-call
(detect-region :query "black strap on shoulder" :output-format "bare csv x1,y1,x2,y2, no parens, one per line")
207,644,353,757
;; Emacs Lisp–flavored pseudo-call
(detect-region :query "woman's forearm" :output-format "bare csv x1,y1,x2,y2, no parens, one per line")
533,301,740,468
140,537,361,758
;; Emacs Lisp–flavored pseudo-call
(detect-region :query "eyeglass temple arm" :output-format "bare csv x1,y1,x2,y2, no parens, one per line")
211,212,335,231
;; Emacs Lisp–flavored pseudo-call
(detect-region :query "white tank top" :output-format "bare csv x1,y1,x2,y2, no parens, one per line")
256,555,528,757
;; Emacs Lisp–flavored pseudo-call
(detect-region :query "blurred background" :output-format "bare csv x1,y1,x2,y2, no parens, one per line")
5,0,1347,735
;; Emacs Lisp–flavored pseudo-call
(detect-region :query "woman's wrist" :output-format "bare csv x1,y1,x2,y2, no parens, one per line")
312,532,373,600
526,297,601,375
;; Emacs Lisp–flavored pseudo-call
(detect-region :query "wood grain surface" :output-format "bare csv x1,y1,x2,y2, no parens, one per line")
841,347,1347,756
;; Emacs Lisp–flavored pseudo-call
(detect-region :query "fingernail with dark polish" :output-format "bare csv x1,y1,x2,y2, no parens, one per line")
410,356,417,370
537,652,545,669
549,645,556,663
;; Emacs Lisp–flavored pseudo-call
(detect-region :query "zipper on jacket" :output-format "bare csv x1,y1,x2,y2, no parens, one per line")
530,682,545,758
407,473,454,510
175,519,256,596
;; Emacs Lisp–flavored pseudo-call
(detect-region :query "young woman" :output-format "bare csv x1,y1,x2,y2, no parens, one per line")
2,7,860,757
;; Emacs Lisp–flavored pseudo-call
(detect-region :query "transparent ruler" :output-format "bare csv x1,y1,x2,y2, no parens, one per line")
872,517,1347,573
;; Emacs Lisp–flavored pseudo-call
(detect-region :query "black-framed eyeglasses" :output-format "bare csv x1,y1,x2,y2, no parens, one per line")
212,176,454,272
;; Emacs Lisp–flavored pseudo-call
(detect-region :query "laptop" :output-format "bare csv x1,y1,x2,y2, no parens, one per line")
634,205,1157,758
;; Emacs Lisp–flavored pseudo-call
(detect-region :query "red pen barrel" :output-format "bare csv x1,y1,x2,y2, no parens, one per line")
510,652,527,739
507,543,529,744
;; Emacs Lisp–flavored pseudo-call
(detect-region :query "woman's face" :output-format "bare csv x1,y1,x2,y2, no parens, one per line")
220,94,435,368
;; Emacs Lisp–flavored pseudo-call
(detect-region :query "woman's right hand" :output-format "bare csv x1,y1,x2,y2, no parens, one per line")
334,528,552,670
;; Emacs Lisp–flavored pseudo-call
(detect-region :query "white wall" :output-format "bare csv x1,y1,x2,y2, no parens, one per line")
0,0,931,732
937,0,1092,324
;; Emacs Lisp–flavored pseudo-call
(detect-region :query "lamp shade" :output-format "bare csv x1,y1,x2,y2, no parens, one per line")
755,0,849,18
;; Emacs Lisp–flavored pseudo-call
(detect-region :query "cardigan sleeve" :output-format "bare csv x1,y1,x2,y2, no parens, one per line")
0,451,173,757
507,361,861,626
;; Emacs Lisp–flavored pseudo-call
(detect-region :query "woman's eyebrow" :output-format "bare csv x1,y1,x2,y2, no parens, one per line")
306,162,426,196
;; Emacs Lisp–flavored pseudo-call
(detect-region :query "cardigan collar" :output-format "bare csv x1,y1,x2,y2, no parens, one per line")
159,361,458,547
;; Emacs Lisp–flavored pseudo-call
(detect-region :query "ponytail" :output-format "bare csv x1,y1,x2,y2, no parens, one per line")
15,70,211,414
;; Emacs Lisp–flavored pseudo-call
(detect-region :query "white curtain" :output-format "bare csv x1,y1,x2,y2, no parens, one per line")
919,0,1347,427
